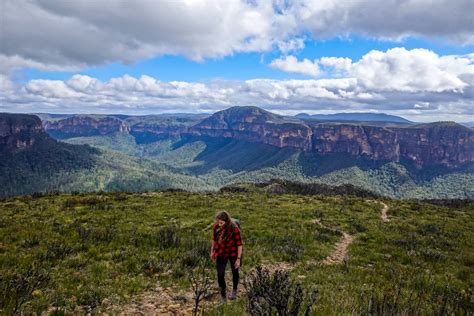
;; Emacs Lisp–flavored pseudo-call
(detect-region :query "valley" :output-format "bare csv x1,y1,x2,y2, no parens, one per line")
4,106,471,199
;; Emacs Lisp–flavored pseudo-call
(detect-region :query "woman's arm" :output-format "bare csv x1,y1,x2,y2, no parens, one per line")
210,224,216,260
210,240,215,259
234,227,243,268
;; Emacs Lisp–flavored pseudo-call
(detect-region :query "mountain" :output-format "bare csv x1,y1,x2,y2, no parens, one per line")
40,113,206,143
191,106,313,150
0,113,99,197
4,107,473,198
0,113,213,198
190,107,473,168
460,121,474,128
295,112,413,124
42,107,472,168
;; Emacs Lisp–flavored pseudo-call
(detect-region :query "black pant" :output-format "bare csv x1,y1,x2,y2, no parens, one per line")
216,255,239,296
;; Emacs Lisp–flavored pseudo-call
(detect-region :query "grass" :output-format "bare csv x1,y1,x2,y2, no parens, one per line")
0,191,472,314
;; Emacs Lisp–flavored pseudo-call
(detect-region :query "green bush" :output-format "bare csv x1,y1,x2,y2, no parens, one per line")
244,265,317,315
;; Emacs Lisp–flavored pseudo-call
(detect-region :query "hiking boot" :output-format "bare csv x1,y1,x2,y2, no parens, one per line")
219,294,227,305
229,289,237,300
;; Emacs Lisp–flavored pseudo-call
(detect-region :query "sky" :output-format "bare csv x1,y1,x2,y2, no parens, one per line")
1,0,473,122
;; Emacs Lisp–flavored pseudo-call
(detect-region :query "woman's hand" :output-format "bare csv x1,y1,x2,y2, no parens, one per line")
234,258,240,269
210,249,215,261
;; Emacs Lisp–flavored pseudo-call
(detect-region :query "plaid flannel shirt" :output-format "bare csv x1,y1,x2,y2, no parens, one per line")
212,223,242,258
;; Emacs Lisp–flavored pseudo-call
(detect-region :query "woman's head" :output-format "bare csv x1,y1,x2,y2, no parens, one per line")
215,210,235,243
215,210,232,227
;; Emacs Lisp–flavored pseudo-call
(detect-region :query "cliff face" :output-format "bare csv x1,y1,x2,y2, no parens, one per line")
43,116,130,138
310,123,473,167
394,123,474,168
0,113,45,150
311,124,400,161
191,106,313,150
129,123,191,143
190,107,473,168
38,106,474,168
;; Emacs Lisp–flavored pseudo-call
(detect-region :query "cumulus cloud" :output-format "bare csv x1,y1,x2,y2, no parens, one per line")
1,0,295,72
270,56,321,77
349,48,474,93
1,48,472,122
294,0,474,43
2,0,472,73
1,61,472,122
272,48,474,93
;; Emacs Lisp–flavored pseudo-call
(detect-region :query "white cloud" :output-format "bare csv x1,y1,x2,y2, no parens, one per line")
338,48,474,93
318,57,352,72
277,38,306,54
1,65,472,122
272,48,474,93
2,0,473,74
270,56,321,77
1,0,294,72
294,0,474,44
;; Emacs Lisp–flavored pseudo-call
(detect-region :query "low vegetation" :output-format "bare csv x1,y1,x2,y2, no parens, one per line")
0,190,472,314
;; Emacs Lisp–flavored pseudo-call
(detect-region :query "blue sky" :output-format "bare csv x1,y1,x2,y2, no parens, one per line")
1,0,473,122
22,36,474,82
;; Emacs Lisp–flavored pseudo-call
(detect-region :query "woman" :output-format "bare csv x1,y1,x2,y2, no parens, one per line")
210,210,243,304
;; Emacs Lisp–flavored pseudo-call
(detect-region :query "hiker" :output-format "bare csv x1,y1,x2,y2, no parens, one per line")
210,210,243,304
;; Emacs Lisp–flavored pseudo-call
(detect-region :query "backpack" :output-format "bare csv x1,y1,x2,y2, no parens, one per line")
232,218,241,230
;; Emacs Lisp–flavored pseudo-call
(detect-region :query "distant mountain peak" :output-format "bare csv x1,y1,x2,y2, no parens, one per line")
221,106,279,119
295,112,413,124
197,106,284,128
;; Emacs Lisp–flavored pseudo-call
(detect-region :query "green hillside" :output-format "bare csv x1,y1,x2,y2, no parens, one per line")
1,191,472,314
0,135,213,198
63,134,474,199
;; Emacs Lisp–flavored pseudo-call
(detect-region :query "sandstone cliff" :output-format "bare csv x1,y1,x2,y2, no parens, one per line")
191,106,313,150
39,106,474,168
0,113,46,150
189,107,473,168
43,116,130,138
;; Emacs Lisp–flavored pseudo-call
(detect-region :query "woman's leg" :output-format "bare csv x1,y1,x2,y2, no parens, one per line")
216,256,228,297
229,256,240,291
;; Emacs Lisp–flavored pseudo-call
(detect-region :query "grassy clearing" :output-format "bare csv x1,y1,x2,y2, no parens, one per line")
0,191,472,314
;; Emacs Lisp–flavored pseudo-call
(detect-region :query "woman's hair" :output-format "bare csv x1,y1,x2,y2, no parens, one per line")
215,210,236,244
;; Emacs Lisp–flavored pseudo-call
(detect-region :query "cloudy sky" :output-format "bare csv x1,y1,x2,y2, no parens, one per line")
1,0,473,122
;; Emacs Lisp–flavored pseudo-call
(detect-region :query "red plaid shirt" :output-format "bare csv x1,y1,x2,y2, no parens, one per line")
212,223,243,258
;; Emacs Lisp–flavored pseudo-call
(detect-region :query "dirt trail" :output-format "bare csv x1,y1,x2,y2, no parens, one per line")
321,232,354,265
110,283,195,315
366,200,390,222
380,202,390,222
106,202,391,314
108,274,240,315
311,218,354,265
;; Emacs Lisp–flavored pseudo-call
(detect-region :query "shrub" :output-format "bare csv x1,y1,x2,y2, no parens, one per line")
187,258,213,316
158,225,180,249
43,242,74,260
244,265,317,316
22,235,41,248
180,239,210,269
91,226,117,243
77,287,104,312
141,256,167,276
349,219,367,233
75,225,91,244
271,236,304,262
0,264,50,315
